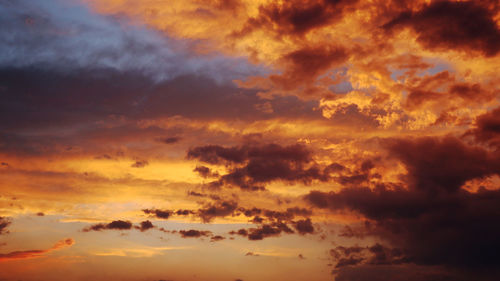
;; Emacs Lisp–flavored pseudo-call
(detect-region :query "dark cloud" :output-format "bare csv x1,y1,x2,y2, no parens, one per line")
468,106,500,148
131,160,149,168
187,191,206,197
245,252,259,256
247,224,287,240
179,229,212,238
0,217,11,235
335,256,365,268
229,229,248,236
188,143,332,190
236,206,313,228
270,45,349,87
386,136,500,192
198,200,238,222
175,209,195,216
333,264,468,281
0,68,319,157
293,218,315,234
338,223,370,238
193,166,219,178
158,137,182,144
187,191,221,201
210,235,225,242
329,243,412,277
305,137,500,277
83,220,133,232
233,0,358,38
143,208,172,219
232,221,295,241
383,1,500,56
403,71,495,111
136,220,155,232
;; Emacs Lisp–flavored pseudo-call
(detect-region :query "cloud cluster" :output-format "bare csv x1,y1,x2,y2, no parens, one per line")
306,136,500,279
188,143,332,190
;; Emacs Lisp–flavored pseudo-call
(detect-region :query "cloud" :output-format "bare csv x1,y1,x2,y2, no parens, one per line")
158,137,182,144
0,217,11,235
198,200,238,222
245,252,259,256
383,1,500,57
402,71,496,111
193,166,219,178
143,209,172,219
179,229,212,238
233,0,359,38
0,238,74,261
188,143,332,190
210,235,225,242
83,220,133,232
231,221,295,241
386,136,500,192
333,264,467,281
468,106,500,148
305,136,500,276
136,220,155,232
270,45,349,87
131,159,149,168
0,0,262,83
293,218,315,235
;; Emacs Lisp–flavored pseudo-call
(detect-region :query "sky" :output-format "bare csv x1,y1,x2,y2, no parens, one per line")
0,0,500,280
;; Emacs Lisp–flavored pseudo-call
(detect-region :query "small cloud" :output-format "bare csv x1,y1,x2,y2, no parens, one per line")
0,217,12,235
135,220,155,232
82,220,133,232
143,208,172,219
210,235,225,242
158,136,181,144
179,230,212,238
131,159,149,168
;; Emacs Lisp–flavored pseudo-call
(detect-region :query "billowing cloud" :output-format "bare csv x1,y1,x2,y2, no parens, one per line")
383,1,500,57
233,0,359,38
468,106,500,148
306,136,500,277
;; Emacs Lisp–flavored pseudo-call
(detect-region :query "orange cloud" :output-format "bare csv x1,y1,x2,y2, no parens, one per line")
0,238,75,262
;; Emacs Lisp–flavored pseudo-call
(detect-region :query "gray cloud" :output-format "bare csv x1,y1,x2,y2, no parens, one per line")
0,0,262,83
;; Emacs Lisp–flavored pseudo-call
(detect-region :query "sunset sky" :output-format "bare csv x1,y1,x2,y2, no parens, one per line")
1,0,500,280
